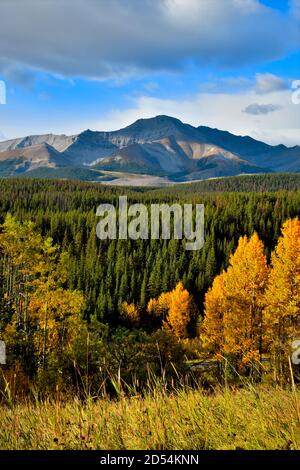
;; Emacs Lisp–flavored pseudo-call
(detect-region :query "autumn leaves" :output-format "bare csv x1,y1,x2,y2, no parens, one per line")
202,218,300,374
122,282,198,338
147,282,198,339
0,215,85,367
123,218,300,376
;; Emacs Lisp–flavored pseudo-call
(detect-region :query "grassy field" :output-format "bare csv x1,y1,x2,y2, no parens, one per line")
0,386,300,450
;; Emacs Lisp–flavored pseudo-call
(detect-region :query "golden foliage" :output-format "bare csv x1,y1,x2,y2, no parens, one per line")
163,282,197,339
201,273,225,353
121,301,140,327
147,282,197,339
0,215,85,366
202,233,268,367
146,292,171,319
263,218,300,359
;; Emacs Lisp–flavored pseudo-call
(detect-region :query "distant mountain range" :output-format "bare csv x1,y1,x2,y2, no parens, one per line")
0,115,299,185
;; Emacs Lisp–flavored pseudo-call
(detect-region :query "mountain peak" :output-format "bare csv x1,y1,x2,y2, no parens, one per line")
118,115,199,142
80,129,94,136
123,115,185,131
135,114,182,123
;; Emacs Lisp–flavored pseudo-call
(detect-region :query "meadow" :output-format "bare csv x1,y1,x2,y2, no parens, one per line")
0,385,299,450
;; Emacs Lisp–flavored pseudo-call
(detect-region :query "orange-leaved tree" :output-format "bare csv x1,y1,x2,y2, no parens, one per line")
147,282,197,339
200,273,225,356
163,282,198,339
263,218,300,374
202,233,268,372
121,301,140,327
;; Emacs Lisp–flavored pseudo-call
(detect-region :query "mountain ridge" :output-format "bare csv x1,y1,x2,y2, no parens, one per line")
0,115,299,183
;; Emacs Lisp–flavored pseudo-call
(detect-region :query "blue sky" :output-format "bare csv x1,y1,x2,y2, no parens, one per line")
0,0,299,145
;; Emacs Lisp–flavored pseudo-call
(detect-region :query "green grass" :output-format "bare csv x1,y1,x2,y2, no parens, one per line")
0,386,300,450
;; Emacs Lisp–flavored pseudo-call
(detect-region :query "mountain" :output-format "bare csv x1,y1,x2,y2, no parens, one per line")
196,126,300,173
0,134,75,153
0,115,299,184
0,142,72,176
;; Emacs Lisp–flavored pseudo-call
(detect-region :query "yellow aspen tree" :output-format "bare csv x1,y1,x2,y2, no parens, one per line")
30,287,85,361
263,218,300,373
201,273,225,356
121,301,140,327
201,233,268,371
222,233,268,368
147,292,171,320
163,281,197,339
0,215,85,370
0,215,58,331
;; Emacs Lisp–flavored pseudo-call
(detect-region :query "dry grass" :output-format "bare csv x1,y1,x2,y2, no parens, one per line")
0,386,300,450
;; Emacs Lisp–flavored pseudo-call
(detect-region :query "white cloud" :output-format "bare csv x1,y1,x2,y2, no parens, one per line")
255,73,290,94
0,0,298,82
243,103,283,115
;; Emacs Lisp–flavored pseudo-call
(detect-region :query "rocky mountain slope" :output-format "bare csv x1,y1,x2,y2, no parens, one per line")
0,115,299,182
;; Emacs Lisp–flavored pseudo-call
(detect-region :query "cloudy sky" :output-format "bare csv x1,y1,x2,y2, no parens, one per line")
0,0,299,145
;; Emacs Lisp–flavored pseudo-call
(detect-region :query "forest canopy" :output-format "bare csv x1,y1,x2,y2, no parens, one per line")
0,175,299,395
